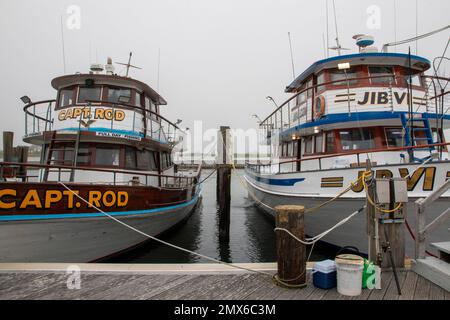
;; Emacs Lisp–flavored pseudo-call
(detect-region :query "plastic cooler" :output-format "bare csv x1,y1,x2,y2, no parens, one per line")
313,259,337,289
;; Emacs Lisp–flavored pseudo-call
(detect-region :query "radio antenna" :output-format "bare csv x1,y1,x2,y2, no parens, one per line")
288,32,296,80
332,0,342,55
116,52,142,77
60,15,67,74
325,0,330,58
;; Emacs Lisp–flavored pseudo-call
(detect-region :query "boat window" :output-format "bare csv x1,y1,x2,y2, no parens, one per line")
296,91,307,106
135,91,142,107
95,145,120,166
59,88,74,107
316,72,326,91
368,66,395,85
76,143,91,164
108,88,131,104
339,129,375,151
325,132,335,153
385,128,404,147
125,146,137,169
404,71,422,87
304,136,313,154
137,149,158,171
307,79,314,97
77,87,101,104
329,68,358,86
287,142,293,157
315,134,323,153
161,152,172,170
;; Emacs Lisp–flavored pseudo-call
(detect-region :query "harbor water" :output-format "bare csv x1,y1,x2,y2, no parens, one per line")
105,169,335,264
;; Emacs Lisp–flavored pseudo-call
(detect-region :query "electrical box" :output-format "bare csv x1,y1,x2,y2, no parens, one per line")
393,178,408,203
375,178,391,204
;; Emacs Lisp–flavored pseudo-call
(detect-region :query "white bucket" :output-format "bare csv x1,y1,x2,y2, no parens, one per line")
335,254,364,296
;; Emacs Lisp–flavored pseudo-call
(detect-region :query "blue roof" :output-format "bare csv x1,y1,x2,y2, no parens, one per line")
285,52,431,92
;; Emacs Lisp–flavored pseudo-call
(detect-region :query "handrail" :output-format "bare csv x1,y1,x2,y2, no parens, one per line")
0,161,201,185
23,99,56,123
246,142,450,168
260,74,449,126
415,178,450,259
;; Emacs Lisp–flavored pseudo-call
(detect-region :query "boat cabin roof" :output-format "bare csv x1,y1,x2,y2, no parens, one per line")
51,74,167,105
285,52,431,93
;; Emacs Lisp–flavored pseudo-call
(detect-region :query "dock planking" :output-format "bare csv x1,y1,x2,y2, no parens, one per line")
0,266,447,300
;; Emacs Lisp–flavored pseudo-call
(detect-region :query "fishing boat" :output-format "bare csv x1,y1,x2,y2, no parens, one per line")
0,57,201,262
245,35,450,256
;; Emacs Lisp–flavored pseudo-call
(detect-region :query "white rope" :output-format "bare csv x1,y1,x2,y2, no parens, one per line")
57,181,274,278
274,205,366,245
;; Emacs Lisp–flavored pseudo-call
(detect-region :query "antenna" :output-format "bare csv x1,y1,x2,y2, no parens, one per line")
288,32,296,80
331,0,342,55
60,15,67,74
157,48,161,92
325,0,330,58
394,0,397,52
116,52,142,77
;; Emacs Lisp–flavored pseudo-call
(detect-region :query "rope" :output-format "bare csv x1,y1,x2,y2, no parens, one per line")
57,181,274,279
361,171,404,213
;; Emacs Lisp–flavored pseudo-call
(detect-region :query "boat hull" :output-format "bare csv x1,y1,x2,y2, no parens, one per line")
0,182,200,262
244,162,450,257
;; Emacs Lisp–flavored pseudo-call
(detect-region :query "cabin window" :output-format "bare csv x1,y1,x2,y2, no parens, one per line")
95,145,120,166
385,128,404,147
404,72,422,87
316,72,325,91
137,149,158,171
125,146,137,169
329,68,358,86
339,129,375,151
135,92,142,107
287,142,293,157
76,143,91,164
161,152,172,170
325,132,335,153
108,88,131,104
304,136,313,154
59,89,74,107
293,140,299,157
315,134,323,153
368,66,395,85
296,87,307,106
77,87,101,104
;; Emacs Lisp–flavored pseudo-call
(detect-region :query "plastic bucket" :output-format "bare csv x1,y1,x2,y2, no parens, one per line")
335,254,364,296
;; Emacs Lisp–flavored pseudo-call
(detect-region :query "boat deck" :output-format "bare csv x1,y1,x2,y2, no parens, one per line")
0,263,448,300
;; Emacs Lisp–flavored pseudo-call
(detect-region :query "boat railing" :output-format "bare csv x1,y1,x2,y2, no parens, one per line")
258,74,450,139
415,178,450,259
0,161,201,189
245,142,450,175
23,99,184,146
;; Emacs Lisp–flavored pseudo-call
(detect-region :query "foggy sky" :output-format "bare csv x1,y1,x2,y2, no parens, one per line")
0,0,449,147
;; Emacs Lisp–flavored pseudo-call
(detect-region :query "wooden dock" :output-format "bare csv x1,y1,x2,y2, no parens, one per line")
0,263,448,300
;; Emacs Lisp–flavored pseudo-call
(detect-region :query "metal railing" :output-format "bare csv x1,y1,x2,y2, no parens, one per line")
0,161,202,189
23,99,184,146
258,74,450,141
245,142,450,175
415,178,450,259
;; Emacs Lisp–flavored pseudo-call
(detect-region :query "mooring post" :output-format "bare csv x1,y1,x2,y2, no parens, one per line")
2,131,14,162
365,160,379,264
216,126,232,241
275,205,306,288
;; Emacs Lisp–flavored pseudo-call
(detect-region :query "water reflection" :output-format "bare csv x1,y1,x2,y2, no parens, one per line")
105,169,332,264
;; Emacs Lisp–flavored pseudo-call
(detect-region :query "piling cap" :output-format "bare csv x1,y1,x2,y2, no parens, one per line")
335,254,364,266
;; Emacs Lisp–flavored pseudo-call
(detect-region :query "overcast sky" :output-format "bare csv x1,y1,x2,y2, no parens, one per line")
0,0,449,147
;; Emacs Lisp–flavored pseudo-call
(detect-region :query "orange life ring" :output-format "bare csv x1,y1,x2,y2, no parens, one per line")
315,95,326,118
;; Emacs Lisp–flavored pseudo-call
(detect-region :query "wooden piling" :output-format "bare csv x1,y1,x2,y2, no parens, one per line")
2,131,14,162
216,126,232,241
275,205,306,288
365,160,379,264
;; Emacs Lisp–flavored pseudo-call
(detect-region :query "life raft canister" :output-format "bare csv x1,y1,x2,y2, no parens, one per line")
315,95,326,118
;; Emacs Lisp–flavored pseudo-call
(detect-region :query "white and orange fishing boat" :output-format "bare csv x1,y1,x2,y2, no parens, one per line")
0,57,201,262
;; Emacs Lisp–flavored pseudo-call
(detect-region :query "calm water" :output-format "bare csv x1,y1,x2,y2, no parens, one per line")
105,169,335,263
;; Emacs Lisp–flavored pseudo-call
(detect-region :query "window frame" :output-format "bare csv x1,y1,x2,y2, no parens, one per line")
76,86,103,104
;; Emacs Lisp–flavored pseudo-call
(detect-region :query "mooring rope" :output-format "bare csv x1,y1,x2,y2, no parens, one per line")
58,181,277,280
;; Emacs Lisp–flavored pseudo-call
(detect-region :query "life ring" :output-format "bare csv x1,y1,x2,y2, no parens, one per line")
315,95,326,118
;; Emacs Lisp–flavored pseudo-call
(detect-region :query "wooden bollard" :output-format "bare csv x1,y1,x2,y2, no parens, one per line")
217,164,231,241
275,205,306,288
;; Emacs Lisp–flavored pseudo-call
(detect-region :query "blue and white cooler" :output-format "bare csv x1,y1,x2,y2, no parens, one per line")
313,260,337,289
